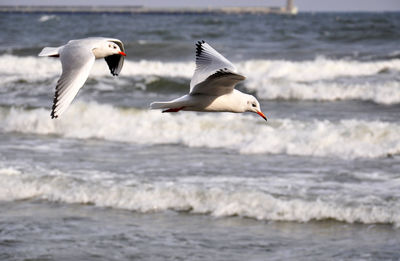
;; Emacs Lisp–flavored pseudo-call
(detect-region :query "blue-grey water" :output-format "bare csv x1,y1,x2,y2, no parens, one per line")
0,12,400,260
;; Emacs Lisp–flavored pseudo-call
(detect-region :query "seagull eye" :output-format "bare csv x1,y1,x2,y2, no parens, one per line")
252,103,257,107
114,46,117,49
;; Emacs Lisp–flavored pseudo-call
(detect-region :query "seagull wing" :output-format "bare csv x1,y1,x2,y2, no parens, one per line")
104,38,125,76
189,41,245,96
51,45,95,118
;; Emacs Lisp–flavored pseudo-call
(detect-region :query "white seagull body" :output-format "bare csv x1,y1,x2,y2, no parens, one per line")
39,37,126,119
150,41,267,121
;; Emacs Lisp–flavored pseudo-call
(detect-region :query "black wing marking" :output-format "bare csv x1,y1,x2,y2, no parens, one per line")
195,40,206,59
203,68,246,89
190,40,241,94
105,54,123,76
191,68,246,96
195,40,212,69
104,40,125,76
207,68,244,80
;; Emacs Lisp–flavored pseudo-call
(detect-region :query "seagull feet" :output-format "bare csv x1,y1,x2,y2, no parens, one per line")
162,107,184,113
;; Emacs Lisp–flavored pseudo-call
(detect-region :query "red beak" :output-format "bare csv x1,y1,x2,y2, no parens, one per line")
257,111,268,122
119,51,126,56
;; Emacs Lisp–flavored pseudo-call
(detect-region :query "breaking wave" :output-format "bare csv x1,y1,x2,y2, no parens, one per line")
1,55,400,104
0,167,398,226
1,103,399,159
38,15,59,22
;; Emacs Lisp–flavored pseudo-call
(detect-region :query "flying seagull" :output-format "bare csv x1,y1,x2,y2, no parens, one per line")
39,37,126,119
150,40,267,121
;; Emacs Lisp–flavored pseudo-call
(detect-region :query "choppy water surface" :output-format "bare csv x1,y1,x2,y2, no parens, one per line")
0,12,400,260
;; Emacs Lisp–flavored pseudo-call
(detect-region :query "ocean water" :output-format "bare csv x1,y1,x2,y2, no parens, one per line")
0,12,400,260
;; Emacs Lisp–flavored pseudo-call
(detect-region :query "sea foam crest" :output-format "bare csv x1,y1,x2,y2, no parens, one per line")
1,103,399,159
253,80,400,104
2,55,398,81
38,15,59,22
0,168,399,226
241,57,400,82
1,55,400,104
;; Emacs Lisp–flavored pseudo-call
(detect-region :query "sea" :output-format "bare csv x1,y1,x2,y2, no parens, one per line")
0,11,400,260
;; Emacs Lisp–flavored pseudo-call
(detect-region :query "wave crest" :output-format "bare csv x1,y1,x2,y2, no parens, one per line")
1,103,399,159
0,169,398,226
38,15,59,22
1,55,400,104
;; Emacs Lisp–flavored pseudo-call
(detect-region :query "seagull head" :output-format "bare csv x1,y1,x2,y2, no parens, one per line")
93,41,126,58
106,41,126,56
246,95,267,122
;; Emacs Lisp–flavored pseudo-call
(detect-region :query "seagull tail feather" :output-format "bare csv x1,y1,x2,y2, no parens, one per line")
38,47,60,57
149,101,174,110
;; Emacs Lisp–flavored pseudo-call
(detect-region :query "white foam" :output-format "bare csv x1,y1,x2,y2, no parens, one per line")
241,57,400,104
0,55,400,104
1,103,399,159
241,56,400,82
38,15,59,22
0,55,193,84
254,80,400,104
0,167,21,176
0,169,398,226
1,55,400,104
0,55,61,83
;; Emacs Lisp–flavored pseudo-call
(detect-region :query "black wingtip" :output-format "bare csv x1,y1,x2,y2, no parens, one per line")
196,40,205,46
195,40,206,57
50,95,58,119
50,106,57,119
50,111,57,119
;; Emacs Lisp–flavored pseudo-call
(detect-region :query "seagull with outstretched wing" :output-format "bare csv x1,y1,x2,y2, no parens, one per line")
38,37,126,119
150,40,267,121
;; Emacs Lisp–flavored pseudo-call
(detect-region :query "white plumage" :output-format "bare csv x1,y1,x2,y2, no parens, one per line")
39,37,126,119
150,41,267,121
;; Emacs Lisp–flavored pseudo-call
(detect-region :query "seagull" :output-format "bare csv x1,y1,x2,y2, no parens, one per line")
38,37,126,119
150,41,267,121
